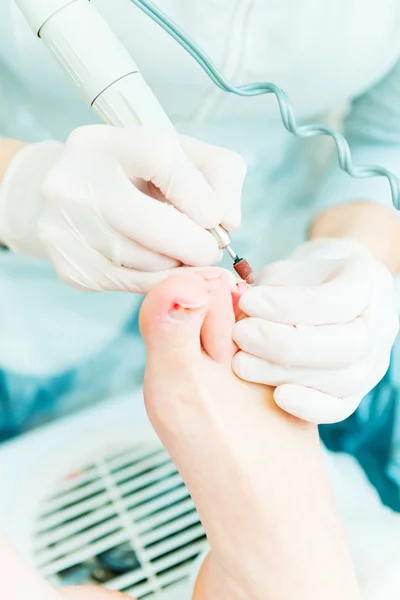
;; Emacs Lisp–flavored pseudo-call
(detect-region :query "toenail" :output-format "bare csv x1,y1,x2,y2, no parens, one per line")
168,300,207,320
203,274,222,291
202,273,221,281
172,300,206,309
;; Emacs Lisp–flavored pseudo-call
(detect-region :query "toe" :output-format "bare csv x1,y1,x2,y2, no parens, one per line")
139,268,237,371
139,272,210,368
199,269,236,365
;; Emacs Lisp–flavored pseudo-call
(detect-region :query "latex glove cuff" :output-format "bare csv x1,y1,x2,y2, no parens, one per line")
0,140,64,258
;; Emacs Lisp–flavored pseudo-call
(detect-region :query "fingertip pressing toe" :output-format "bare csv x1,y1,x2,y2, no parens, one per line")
231,351,243,379
231,351,254,381
273,384,359,425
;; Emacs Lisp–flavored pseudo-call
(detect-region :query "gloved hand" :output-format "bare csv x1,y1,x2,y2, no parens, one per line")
232,238,399,424
0,125,246,293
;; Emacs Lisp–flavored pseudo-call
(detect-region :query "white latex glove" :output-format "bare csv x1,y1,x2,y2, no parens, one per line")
232,238,399,424
0,125,246,293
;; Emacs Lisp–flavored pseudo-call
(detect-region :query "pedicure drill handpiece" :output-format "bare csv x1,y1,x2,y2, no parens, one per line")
16,0,256,285
210,225,255,284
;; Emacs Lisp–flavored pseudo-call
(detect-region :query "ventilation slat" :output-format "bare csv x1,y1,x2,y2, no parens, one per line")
50,469,98,497
149,525,205,561
154,581,190,600
39,529,129,577
105,540,207,592
36,485,192,569
142,512,201,548
41,478,107,518
54,482,188,553
124,563,190,598
36,505,200,566
126,486,190,524
36,465,181,535
39,453,170,518
105,446,163,473
106,454,170,485
48,445,160,498
35,518,122,566
36,494,112,539
33,441,207,598
35,495,195,553
40,533,205,585
134,498,195,535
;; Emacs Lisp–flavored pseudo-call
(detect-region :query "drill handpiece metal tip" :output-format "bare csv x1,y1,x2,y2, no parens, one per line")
209,224,254,284
225,244,238,261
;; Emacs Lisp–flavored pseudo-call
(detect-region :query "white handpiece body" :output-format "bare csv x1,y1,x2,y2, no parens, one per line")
15,0,174,130
15,0,234,252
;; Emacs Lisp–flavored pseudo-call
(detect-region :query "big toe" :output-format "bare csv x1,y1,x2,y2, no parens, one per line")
140,269,237,444
139,271,210,370
139,268,235,372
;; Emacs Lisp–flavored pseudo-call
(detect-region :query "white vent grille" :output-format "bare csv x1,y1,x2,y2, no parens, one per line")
32,442,207,598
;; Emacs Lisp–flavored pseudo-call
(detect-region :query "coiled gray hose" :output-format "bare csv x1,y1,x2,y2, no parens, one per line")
131,0,400,208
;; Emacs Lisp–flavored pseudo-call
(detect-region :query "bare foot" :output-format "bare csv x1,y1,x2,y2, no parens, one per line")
139,268,317,599
139,268,279,473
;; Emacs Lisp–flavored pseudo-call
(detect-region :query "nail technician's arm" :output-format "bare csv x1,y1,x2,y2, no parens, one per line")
0,138,26,181
311,200,400,273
